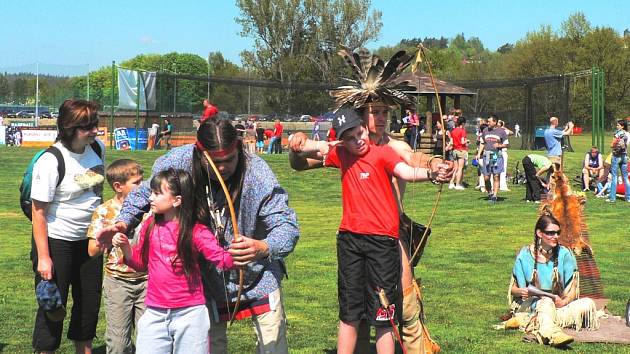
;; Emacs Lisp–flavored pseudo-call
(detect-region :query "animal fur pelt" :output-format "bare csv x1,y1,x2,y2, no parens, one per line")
541,169,591,254
330,46,417,111
541,168,604,299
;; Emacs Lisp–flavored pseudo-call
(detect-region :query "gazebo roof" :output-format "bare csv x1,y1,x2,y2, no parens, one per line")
396,72,477,96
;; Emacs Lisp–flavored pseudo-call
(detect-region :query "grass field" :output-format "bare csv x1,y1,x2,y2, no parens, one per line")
1,134,630,353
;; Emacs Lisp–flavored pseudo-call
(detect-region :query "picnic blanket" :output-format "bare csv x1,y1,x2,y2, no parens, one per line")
567,315,630,344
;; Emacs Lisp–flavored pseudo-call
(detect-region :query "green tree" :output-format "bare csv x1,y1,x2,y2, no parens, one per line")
497,43,514,54
13,78,30,104
207,52,249,114
0,75,10,102
236,0,382,114
561,11,592,42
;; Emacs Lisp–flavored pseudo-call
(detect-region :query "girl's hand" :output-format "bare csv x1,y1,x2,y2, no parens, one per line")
96,222,127,248
112,233,129,247
112,233,132,258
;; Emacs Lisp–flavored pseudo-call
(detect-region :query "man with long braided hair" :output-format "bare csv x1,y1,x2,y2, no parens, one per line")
97,117,299,353
507,214,599,347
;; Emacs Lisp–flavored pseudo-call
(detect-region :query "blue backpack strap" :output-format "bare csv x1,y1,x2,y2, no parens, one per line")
19,145,64,220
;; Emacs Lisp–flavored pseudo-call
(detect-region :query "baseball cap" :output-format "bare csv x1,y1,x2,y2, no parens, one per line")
333,108,362,140
36,280,66,322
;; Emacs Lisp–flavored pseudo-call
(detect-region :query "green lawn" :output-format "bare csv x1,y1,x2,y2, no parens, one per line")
1,135,629,353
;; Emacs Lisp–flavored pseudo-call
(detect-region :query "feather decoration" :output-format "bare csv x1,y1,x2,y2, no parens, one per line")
330,46,418,111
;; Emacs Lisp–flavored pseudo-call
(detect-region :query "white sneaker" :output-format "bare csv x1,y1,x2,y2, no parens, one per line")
474,185,482,190
480,187,487,193
454,185,465,190
449,184,455,189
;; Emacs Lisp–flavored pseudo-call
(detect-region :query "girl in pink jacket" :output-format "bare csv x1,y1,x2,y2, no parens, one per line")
113,168,234,354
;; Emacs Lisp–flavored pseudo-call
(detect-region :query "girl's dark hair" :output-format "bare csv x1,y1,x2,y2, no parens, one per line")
617,119,628,131
531,214,563,295
192,119,247,234
56,99,99,147
142,168,197,276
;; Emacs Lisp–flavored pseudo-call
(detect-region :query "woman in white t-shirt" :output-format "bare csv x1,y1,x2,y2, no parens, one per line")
31,99,105,353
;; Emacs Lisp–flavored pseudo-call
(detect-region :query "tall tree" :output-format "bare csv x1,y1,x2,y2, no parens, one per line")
13,78,30,104
0,75,10,102
207,52,248,114
561,11,592,42
236,0,382,114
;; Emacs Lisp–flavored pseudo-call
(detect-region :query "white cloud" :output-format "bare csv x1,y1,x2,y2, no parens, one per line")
140,35,157,44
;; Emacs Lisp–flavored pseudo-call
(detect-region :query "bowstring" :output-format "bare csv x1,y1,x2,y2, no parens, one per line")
206,165,233,322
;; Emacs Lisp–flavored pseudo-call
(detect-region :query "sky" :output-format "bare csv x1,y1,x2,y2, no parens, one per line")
1,0,628,76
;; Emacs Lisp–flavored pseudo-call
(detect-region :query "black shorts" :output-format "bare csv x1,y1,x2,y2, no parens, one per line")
337,231,400,327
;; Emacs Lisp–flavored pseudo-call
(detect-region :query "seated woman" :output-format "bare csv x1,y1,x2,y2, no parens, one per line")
506,214,599,348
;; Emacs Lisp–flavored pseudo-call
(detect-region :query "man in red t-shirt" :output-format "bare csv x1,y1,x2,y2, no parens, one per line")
267,119,284,154
201,99,218,121
291,108,450,354
450,116,469,190
326,126,336,142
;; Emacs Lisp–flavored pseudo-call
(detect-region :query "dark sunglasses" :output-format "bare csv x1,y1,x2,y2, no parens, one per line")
542,230,561,236
76,122,98,131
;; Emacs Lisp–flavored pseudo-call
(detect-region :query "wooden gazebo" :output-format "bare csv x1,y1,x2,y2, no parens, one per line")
391,72,476,152
397,71,477,113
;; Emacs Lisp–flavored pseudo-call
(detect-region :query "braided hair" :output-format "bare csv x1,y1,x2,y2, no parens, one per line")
531,214,565,295
192,118,247,237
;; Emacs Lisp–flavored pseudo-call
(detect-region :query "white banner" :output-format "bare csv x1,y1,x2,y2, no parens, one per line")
20,129,58,147
117,68,157,110
0,126,5,145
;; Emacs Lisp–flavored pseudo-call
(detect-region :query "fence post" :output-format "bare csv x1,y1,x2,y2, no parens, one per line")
599,67,605,150
135,71,140,150
522,84,533,150
110,61,115,149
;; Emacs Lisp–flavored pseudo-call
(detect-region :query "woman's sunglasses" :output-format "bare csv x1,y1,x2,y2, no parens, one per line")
542,230,561,236
76,122,99,131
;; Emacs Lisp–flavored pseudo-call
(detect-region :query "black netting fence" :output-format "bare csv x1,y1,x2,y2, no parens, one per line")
3,64,590,152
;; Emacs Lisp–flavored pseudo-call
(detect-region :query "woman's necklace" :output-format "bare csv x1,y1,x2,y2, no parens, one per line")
537,245,553,258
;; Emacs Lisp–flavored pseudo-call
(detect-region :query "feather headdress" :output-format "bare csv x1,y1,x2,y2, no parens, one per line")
330,46,417,111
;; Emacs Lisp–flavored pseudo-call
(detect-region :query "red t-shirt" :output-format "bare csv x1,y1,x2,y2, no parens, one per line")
273,122,283,137
325,143,402,238
201,104,218,120
264,129,273,139
451,126,467,151
327,127,337,142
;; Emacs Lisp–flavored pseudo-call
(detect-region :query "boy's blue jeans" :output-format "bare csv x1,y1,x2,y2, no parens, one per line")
609,154,630,201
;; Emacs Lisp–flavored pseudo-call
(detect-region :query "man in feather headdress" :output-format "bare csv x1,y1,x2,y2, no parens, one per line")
290,47,451,353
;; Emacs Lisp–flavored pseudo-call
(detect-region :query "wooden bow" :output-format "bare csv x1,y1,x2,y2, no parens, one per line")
202,150,245,325
409,44,447,265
